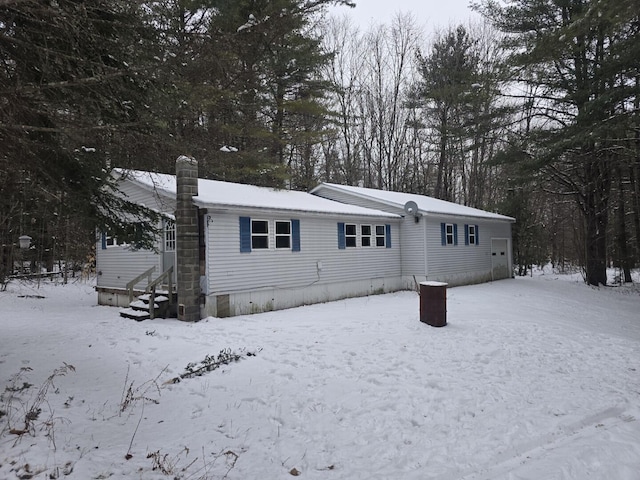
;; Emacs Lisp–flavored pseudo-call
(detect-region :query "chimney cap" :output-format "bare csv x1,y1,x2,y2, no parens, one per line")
176,155,197,166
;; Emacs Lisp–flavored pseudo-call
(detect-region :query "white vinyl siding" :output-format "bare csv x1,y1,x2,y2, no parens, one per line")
313,184,513,286
96,241,161,290
115,179,176,213
400,220,427,277
426,217,511,279
95,177,172,290
206,211,401,295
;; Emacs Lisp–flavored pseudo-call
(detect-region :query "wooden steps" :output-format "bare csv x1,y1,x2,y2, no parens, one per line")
119,291,173,321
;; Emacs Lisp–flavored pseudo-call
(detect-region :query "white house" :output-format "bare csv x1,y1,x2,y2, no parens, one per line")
310,183,515,289
96,157,514,320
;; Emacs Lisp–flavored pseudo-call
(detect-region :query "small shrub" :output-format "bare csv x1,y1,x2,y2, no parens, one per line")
118,365,165,415
166,348,260,384
1,363,75,448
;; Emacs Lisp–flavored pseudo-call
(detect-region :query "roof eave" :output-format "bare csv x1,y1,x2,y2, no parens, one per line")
311,183,404,210
314,183,515,222
192,198,400,219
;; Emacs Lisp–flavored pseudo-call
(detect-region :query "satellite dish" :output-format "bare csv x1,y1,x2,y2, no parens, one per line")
403,201,421,222
404,201,418,215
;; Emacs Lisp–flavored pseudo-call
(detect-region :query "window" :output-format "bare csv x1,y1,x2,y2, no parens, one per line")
339,222,391,249
441,222,458,246
275,221,291,249
446,224,454,245
345,223,357,247
375,225,386,247
164,220,176,252
464,224,479,246
104,233,118,248
251,220,269,249
361,225,372,247
240,217,300,253
468,225,476,245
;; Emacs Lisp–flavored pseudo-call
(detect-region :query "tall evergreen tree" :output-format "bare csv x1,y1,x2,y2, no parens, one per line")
147,0,353,187
0,0,161,282
416,26,478,202
414,24,510,208
476,0,640,285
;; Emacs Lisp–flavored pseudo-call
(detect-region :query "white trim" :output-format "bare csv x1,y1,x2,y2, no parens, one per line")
251,219,269,250
361,224,372,247
274,220,292,250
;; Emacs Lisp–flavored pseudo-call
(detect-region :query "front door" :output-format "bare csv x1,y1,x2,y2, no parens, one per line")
491,238,509,280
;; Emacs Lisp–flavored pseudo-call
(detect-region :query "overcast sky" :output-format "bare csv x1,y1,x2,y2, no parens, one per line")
329,0,481,31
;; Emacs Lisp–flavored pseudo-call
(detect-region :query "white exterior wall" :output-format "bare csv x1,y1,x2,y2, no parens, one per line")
416,216,513,286
96,244,161,291
95,178,174,294
202,209,402,317
400,218,427,280
115,178,176,213
312,185,514,288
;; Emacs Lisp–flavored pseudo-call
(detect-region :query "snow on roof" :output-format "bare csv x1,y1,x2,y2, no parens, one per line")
116,170,398,218
313,183,515,222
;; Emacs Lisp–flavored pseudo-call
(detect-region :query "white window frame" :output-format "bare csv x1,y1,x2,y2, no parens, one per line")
446,223,455,245
361,224,372,247
164,220,176,252
275,220,292,250
375,225,386,247
251,219,269,250
345,223,357,248
105,233,118,248
468,225,476,245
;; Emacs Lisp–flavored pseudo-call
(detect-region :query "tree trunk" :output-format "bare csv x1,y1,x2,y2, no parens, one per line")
582,157,610,286
632,156,640,267
615,165,633,282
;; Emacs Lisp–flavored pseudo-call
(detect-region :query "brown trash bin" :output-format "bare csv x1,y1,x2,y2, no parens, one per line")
419,281,447,327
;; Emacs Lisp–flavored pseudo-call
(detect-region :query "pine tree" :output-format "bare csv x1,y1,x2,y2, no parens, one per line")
476,0,640,285
150,0,353,187
0,0,161,282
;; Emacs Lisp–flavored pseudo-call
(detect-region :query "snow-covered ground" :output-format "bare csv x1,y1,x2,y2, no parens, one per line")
1,270,639,480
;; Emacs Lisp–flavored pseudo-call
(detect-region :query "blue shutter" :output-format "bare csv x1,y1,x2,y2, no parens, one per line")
440,223,446,246
239,216,251,253
464,224,469,245
475,225,479,245
385,224,391,248
453,224,458,245
291,219,300,252
101,232,106,250
337,222,346,249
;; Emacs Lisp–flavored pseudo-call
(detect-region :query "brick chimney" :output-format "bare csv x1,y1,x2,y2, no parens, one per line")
175,155,201,322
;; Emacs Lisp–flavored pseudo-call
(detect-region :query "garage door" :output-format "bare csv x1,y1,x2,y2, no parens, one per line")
491,239,509,280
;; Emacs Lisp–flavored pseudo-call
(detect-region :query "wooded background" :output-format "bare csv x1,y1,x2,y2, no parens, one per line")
1,0,638,287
